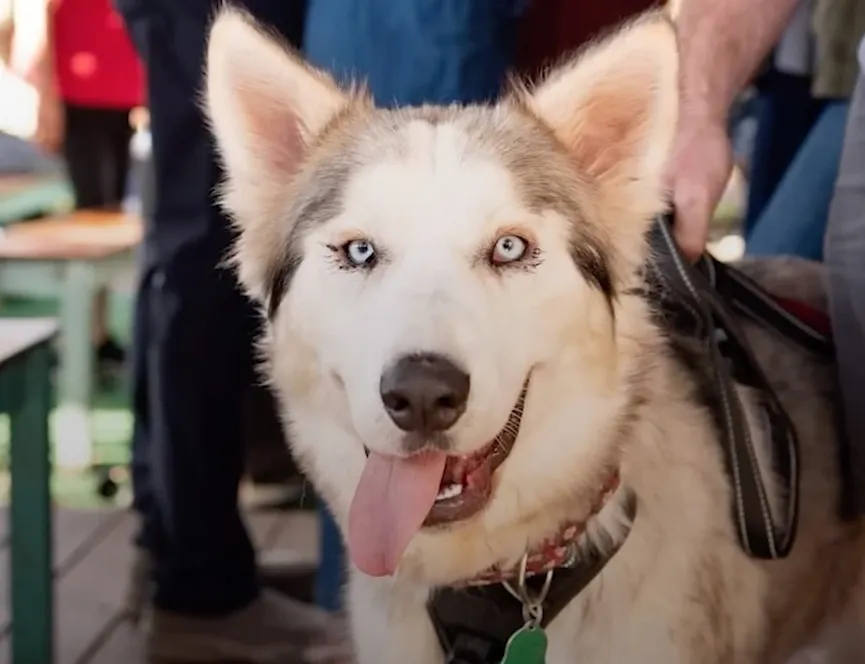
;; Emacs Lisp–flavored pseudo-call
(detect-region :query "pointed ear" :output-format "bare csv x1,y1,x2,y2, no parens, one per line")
527,13,679,264
204,7,352,224
204,7,364,301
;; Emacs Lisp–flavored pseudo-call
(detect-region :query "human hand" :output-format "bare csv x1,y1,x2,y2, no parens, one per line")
33,83,64,153
665,114,733,261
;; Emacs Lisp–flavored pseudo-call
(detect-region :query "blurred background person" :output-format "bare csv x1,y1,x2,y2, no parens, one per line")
111,0,338,661
8,0,143,368
745,0,865,260
743,0,821,238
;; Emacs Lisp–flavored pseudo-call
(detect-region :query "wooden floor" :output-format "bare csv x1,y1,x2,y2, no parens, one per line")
0,506,319,664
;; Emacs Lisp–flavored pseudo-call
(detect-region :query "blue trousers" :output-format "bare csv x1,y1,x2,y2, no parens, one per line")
315,503,344,612
745,101,850,261
744,71,826,237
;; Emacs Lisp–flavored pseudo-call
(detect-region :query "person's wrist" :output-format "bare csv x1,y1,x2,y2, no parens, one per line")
33,70,59,102
678,97,729,133
677,71,734,130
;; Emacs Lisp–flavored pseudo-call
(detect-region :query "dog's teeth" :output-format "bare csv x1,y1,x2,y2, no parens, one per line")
436,484,463,502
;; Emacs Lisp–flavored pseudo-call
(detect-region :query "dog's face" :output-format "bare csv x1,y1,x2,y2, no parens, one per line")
206,9,678,582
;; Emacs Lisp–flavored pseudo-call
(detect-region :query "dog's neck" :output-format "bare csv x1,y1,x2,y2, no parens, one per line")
462,471,623,587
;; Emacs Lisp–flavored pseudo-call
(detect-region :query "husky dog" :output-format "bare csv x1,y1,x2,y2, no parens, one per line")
204,7,865,663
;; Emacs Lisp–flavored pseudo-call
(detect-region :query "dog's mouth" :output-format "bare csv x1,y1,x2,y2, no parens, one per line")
424,383,527,527
348,381,529,577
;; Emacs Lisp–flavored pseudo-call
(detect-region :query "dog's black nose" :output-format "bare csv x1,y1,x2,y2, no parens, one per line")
379,353,470,433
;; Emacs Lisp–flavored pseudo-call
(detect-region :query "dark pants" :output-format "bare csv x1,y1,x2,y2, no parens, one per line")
116,0,306,616
62,105,133,209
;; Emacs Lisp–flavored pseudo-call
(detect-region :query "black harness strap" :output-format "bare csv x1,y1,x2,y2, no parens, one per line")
647,215,831,559
702,256,833,357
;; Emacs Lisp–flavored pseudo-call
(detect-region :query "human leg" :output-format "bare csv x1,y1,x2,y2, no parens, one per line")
124,3,259,615
93,106,133,360
61,104,111,208
824,76,865,517
316,503,345,612
743,71,824,236
745,101,850,261
98,106,134,359
61,105,132,360
119,3,331,660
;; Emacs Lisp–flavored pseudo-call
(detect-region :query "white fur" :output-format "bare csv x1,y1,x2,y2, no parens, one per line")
205,8,865,664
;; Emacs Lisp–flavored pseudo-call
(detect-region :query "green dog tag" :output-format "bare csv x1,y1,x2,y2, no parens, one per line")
501,625,548,664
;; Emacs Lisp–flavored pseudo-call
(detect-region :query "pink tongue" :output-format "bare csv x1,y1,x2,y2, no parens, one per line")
348,450,447,577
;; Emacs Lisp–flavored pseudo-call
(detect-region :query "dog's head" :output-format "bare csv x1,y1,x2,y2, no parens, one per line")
205,9,678,583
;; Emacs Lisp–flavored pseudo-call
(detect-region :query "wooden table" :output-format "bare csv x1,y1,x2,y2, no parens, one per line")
0,210,141,468
0,318,57,664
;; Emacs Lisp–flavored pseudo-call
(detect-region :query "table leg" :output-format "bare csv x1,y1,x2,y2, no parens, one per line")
9,343,54,664
56,260,96,469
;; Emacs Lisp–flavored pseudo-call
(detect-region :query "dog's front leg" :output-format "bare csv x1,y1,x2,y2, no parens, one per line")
347,570,443,664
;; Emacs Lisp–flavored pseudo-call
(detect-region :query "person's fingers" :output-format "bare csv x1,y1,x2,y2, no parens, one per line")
34,124,49,153
42,128,59,153
663,118,734,261
33,129,51,154
671,177,713,262
50,115,65,153
35,129,59,154
35,116,64,154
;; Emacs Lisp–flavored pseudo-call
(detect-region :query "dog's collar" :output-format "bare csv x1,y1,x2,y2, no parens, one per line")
464,471,621,587
427,480,634,664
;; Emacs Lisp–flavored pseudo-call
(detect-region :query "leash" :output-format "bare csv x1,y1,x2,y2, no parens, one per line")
646,213,833,559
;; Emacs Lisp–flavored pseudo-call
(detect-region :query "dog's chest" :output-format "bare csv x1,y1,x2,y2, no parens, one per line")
544,594,681,664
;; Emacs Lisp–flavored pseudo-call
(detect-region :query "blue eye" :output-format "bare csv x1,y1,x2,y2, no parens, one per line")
343,239,376,267
490,235,528,265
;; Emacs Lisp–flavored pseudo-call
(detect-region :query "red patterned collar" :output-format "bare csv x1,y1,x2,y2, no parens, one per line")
467,472,622,587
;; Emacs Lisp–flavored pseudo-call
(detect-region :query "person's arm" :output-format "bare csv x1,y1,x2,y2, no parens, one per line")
10,0,56,87
675,0,799,124
9,0,63,152
667,0,799,259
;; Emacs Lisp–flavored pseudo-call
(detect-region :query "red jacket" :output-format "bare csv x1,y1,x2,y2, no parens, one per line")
52,0,145,109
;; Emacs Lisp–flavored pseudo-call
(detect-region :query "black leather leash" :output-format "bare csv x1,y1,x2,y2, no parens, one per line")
646,213,826,560
701,253,833,358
